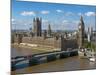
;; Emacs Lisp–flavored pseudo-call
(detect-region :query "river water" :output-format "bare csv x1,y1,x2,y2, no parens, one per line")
11,47,96,74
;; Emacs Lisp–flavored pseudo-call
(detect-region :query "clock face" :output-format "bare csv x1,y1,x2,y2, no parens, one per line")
79,25,81,29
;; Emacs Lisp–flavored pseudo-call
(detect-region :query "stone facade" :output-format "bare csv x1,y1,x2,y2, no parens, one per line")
13,35,78,51
47,24,52,37
12,17,81,51
78,16,85,48
22,37,61,48
61,36,78,50
33,17,42,36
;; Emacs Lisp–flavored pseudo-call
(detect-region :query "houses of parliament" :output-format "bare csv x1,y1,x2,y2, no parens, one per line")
12,16,85,51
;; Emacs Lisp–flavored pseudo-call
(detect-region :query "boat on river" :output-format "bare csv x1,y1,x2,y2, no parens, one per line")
78,48,96,62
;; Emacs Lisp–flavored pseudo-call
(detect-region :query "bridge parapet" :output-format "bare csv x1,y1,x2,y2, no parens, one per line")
11,49,78,71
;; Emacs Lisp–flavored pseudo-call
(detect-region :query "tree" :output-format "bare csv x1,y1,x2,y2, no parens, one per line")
84,40,96,52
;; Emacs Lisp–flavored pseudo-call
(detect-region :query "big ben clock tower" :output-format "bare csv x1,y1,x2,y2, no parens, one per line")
78,16,85,48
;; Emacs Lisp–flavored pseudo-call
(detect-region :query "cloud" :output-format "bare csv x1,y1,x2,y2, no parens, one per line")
41,10,50,15
62,20,68,24
78,13,83,16
42,19,49,23
11,18,16,25
12,22,16,25
85,12,96,16
59,20,79,30
65,12,74,16
62,20,78,25
11,19,32,30
42,19,50,29
11,18,15,22
20,11,36,16
72,20,79,24
42,19,50,26
56,9,63,13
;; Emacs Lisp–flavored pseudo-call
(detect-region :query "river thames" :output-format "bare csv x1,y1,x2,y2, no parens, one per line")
11,46,96,74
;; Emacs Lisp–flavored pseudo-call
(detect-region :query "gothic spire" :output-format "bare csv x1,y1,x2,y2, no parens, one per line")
48,24,52,36
79,15,84,25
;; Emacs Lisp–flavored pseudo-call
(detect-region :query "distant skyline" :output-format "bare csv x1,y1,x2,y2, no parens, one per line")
11,0,96,31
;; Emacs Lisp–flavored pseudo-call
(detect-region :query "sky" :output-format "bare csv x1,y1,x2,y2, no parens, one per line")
11,0,96,31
